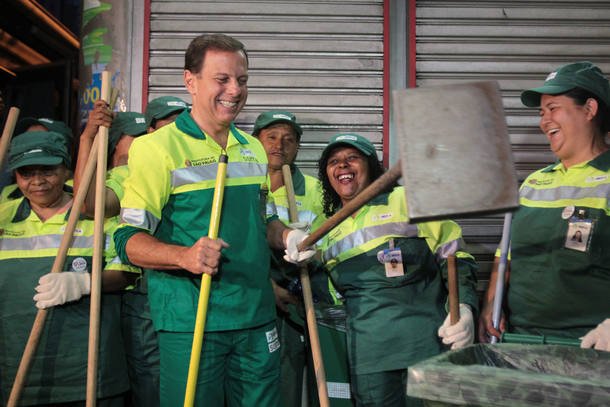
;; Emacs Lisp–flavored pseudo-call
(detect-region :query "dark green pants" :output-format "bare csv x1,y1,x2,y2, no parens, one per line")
121,290,159,407
158,321,280,407
277,307,307,407
352,369,422,407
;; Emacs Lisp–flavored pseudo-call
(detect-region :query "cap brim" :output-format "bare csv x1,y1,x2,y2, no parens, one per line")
321,140,374,161
521,84,575,107
9,155,63,171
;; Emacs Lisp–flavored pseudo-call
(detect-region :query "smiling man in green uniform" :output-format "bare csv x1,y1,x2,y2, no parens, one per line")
114,34,306,406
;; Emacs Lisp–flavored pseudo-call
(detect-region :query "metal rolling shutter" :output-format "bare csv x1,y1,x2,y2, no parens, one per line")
415,0,610,287
147,0,384,175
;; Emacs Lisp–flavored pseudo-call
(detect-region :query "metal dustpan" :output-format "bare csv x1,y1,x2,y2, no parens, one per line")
392,81,519,222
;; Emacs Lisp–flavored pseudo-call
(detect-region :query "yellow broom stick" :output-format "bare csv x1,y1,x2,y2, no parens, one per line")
184,153,228,407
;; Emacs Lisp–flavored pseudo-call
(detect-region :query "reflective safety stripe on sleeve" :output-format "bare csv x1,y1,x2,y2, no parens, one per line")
120,207,160,233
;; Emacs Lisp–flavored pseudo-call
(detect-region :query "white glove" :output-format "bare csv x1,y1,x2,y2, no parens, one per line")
580,318,610,352
34,271,91,309
283,229,316,264
437,304,474,349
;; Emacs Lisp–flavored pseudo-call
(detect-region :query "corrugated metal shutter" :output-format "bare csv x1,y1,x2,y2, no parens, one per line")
415,0,610,288
147,0,385,175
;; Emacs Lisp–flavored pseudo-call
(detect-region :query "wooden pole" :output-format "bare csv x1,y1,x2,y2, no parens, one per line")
86,70,111,406
282,164,330,407
0,107,20,169
184,154,228,407
447,255,460,325
7,139,100,407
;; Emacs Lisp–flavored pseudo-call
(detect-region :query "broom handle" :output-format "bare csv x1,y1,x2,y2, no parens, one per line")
87,70,111,406
0,107,20,169
282,165,330,407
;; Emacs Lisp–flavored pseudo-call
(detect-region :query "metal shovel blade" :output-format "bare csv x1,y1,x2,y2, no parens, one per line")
392,81,519,222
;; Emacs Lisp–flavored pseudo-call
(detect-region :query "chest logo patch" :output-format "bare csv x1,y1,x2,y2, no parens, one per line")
372,212,393,222
71,257,88,272
585,175,608,183
185,156,216,167
528,178,553,186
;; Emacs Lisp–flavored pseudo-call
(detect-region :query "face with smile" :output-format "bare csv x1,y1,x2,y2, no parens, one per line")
539,94,597,167
185,48,248,137
15,164,70,209
326,146,370,206
258,123,299,170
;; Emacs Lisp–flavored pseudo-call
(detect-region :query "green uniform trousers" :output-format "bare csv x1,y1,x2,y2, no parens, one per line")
121,290,160,407
277,308,306,407
158,321,280,407
352,369,422,407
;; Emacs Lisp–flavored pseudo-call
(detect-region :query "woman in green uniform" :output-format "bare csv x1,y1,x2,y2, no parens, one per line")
312,133,479,406
0,131,136,406
479,61,610,350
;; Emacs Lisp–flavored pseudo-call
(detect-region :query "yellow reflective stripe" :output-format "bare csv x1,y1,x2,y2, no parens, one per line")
106,256,141,273
0,247,93,260
520,196,607,209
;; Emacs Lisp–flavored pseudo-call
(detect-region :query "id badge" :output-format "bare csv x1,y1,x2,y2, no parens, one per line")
377,247,405,277
564,217,593,253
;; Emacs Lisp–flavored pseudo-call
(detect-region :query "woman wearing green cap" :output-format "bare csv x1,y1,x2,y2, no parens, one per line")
309,133,479,406
479,61,610,351
0,131,137,405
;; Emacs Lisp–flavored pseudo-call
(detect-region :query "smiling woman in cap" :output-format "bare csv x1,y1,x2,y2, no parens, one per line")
479,61,610,352
311,133,479,406
0,130,136,405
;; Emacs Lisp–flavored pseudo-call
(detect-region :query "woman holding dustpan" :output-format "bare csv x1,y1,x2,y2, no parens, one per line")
309,133,479,406
479,61,610,351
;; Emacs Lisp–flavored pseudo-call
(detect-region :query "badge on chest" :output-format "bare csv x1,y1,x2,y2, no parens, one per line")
564,208,593,253
377,238,404,277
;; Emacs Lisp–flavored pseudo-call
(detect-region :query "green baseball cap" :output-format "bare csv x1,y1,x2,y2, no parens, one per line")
252,110,303,140
8,131,70,171
15,117,73,144
321,133,376,160
145,96,188,128
108,112,148,155
521,61,610,107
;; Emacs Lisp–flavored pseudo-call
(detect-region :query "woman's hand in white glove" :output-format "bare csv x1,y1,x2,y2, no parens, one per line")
34,271,91,309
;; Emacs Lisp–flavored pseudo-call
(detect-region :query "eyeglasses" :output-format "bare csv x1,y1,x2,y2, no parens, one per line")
16,165,62,179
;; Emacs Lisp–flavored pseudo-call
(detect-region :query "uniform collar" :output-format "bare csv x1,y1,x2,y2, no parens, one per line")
12,196,81,223
175,110,249,144
542,149,610,173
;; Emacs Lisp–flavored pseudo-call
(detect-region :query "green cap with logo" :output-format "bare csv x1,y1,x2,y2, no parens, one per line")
8,131,70,171
109,112,148,155
521,61,610,107
145,96,188,128
252,110,303,140
321,133,376,160
15,117,73,144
